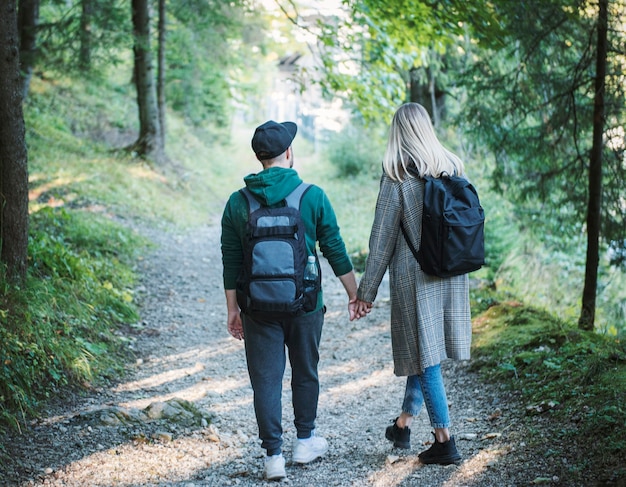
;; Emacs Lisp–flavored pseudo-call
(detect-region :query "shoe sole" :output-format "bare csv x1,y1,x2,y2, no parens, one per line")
418,454,462,465
385,428,410,449
292,451,327,464
292,446,329,464
265,473,286,480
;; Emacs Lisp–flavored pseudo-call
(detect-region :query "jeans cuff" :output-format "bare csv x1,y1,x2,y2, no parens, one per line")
402,408,421,416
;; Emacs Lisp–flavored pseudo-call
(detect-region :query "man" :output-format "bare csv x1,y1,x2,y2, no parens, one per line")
221,120,358,481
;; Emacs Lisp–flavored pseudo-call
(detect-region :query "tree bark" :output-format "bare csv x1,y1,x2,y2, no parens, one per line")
157,0,166,150
79,0,94,70
408,65,445,127
579,0,608,331
17,0,39,99
0,0,30,282
131,0,162,160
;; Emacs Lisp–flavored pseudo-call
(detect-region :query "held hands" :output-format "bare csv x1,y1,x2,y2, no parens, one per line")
349,297,373,321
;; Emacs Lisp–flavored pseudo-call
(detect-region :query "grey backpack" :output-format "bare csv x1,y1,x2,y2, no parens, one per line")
236,182,319,316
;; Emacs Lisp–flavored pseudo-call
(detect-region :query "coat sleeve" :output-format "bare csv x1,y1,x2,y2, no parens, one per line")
357,174,402,303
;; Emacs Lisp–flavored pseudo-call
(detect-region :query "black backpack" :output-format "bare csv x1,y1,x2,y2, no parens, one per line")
401,174,485,278
236,182,319,316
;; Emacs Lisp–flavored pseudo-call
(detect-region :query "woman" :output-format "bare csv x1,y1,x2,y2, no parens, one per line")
355,102,471,465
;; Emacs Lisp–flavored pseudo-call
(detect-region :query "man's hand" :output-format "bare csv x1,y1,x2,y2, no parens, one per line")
227,310,244,340
225,289,243,340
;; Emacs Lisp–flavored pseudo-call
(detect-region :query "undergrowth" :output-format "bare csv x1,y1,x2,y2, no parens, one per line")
469,287,626,484
0,208,146,433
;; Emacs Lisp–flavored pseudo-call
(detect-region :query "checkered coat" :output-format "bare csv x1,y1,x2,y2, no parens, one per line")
357,173,472,376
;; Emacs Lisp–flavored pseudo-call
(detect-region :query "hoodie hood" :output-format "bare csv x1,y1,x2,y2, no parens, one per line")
243,167,303,206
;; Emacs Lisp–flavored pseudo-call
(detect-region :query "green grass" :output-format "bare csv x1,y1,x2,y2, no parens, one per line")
1,208,145,430
469,290,626,484
26,74,236,228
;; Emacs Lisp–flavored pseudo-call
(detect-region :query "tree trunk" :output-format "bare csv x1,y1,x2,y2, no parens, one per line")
157,0,166,150
79,0,94,70
0,0,30,282
17,0,39,99
578,0,608,331
408,65,445,127
131,0,162,160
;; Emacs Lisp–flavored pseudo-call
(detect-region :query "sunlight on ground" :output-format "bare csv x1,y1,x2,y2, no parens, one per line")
364,446,508,486
110,341,250,410
113,362,206,392
443,447,509,486
129,340,242,368
28,173,87,208
367,456,422,486
126,164,169,183
323,367,392,398
50,436,222,486
119,375,248,411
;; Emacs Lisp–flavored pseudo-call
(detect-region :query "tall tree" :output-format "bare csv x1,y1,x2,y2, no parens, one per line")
131,0,162,160
79,0,94,70
579,0,608,330
462,0,626,330
0,0,29,282
157,0,166,148
17,0,39,98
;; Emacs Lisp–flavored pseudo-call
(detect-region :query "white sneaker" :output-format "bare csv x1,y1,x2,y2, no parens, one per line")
264,454,286,481
292,431,329,464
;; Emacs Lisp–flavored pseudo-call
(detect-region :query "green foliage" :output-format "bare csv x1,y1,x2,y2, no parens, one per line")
491,223,626,335
470,298,626,481
0,208,145,430
34,0,264,128
324,121,386,178
293,134,379,265
461,0,626,256
166,1,246,126
37,0,132,74
315,0,503,123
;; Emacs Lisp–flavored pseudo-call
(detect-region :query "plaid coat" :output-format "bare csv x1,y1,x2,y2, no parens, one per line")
357,173,471,376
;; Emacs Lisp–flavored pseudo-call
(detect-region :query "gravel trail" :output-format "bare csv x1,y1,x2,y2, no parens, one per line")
1,222,571,486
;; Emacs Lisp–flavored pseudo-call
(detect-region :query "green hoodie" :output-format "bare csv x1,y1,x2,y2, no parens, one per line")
221,167,353,311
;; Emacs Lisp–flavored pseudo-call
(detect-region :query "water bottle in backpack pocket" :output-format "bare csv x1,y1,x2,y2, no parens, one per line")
302,255,320,311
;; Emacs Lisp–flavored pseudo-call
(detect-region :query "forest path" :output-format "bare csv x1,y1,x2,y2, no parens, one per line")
1,222,562,486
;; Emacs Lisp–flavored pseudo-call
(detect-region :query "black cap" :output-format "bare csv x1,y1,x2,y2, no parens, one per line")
251,120,297,160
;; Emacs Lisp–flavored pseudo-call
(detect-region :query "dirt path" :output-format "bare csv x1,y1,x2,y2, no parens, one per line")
1,222,568,486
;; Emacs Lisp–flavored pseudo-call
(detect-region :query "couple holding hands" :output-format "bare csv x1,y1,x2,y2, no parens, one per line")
221,103,471,480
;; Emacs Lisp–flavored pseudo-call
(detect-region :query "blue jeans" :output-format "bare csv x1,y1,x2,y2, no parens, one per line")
242,309,324,456
402,364,451,429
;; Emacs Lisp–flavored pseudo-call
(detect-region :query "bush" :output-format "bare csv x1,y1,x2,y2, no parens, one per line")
0,208,146,430
325,123,386,178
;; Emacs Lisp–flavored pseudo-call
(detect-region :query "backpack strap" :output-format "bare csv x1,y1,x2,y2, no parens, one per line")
239,182,311,212
400,222,420,261
239,187,260,213
284,182,311,209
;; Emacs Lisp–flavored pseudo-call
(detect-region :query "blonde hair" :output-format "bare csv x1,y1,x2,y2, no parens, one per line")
382,103,464,181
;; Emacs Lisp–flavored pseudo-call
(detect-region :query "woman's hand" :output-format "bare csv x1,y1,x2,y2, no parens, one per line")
351,299,373,320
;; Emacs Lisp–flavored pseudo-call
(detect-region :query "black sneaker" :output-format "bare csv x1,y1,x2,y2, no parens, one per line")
385,418,411,449
418,435,461,465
